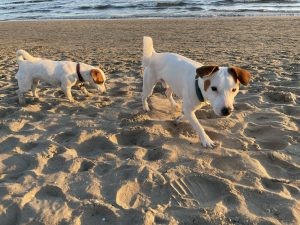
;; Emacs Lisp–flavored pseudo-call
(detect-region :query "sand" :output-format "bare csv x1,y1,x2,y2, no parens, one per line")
0,17,299,225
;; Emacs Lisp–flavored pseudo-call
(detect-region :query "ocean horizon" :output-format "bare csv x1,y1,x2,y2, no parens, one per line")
0,0,300,21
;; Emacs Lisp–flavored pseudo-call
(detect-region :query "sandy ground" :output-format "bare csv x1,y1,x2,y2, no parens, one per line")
0,17,299,225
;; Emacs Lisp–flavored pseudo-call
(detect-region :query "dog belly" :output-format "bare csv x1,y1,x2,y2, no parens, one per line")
32,74,61,86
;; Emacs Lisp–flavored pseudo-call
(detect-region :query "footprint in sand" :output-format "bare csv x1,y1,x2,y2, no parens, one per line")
67,174,102,200
1,136,22,152
170,174,238,208
279,105,300,117
117,126,162,147
77,135,117,157
117,146,147,161
94,162,114,176
211,154,269,185
237,186,298,224
35,185,66,200
0,154,36,179
247,111,285,125
0,107,16,118
54,130,77,143
116,181,141,209
244,123,289,150
42,155,68,174
20,185,70,225
264,90,296,104
255,152,300,180
109,86,132,97
0,201,19,225
78,203,119,224
78,160,95,172
144,147,165,161
261,177,285,192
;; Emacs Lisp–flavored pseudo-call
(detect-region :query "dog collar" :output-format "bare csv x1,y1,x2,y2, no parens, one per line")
195,78,204,102
76,63,84,83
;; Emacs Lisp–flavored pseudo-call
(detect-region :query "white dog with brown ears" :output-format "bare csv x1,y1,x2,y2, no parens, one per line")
16,50,106,105
142,36,251,148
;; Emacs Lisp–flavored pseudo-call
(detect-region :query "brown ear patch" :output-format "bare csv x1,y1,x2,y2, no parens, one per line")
90,69,104,84
196,66,219,79
228,67,251,86
204,79,211,91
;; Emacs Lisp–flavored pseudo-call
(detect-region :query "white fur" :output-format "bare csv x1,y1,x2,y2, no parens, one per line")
142,37,240,148
16,50,106,105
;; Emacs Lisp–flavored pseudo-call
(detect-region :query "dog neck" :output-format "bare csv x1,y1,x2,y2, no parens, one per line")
76,63,84,83
195,78,205,102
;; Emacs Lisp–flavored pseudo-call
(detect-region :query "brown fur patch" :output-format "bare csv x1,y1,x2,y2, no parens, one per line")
228,67,251,86
204,79,211,91
90,69,104,84
196,66,219,79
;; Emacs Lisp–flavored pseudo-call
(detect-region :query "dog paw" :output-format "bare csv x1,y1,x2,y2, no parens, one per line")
201,135,215,148
18,98,26,106
68,98,76,103
143,104,150,112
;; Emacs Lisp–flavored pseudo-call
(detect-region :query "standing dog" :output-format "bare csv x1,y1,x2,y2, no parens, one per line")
16,50,106,105
142,37,251,147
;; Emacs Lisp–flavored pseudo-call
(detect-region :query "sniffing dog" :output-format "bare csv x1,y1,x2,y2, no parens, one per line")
16,50,106,105
142,37,251,147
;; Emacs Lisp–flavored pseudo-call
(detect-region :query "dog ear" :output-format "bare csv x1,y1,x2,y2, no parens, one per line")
196,66,219,78
90,69,104,84
228,67,251,86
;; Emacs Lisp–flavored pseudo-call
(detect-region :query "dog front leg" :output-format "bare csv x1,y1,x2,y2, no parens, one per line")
80,85,93,97
184,109,215,148
17,90,26,105
62,86,75,102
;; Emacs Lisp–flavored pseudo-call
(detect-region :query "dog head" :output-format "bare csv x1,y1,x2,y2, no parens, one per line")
90,68,107,93
196,66,251,117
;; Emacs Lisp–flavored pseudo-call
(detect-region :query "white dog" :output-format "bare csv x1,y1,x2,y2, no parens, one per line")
16,50,106,105
142,37,251,147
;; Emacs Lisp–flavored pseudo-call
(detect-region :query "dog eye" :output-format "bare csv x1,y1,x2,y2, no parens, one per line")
232,88,236,92
211,86,217,92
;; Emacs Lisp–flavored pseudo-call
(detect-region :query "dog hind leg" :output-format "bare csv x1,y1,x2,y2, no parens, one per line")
142,68,156,111
165,87,179,109
31,79,39,98
17,77,32,105
159,79,179,110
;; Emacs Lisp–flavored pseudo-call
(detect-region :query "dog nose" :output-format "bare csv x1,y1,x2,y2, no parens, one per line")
221,107,232,116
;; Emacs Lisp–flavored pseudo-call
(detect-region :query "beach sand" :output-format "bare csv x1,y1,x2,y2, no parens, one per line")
0,17,299,225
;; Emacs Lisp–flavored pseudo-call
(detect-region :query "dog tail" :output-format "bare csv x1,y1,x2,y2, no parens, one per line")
16,49,35,63
142,36,156,68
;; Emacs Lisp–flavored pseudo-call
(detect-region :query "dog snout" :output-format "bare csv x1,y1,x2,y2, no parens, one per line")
221,107,232,116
